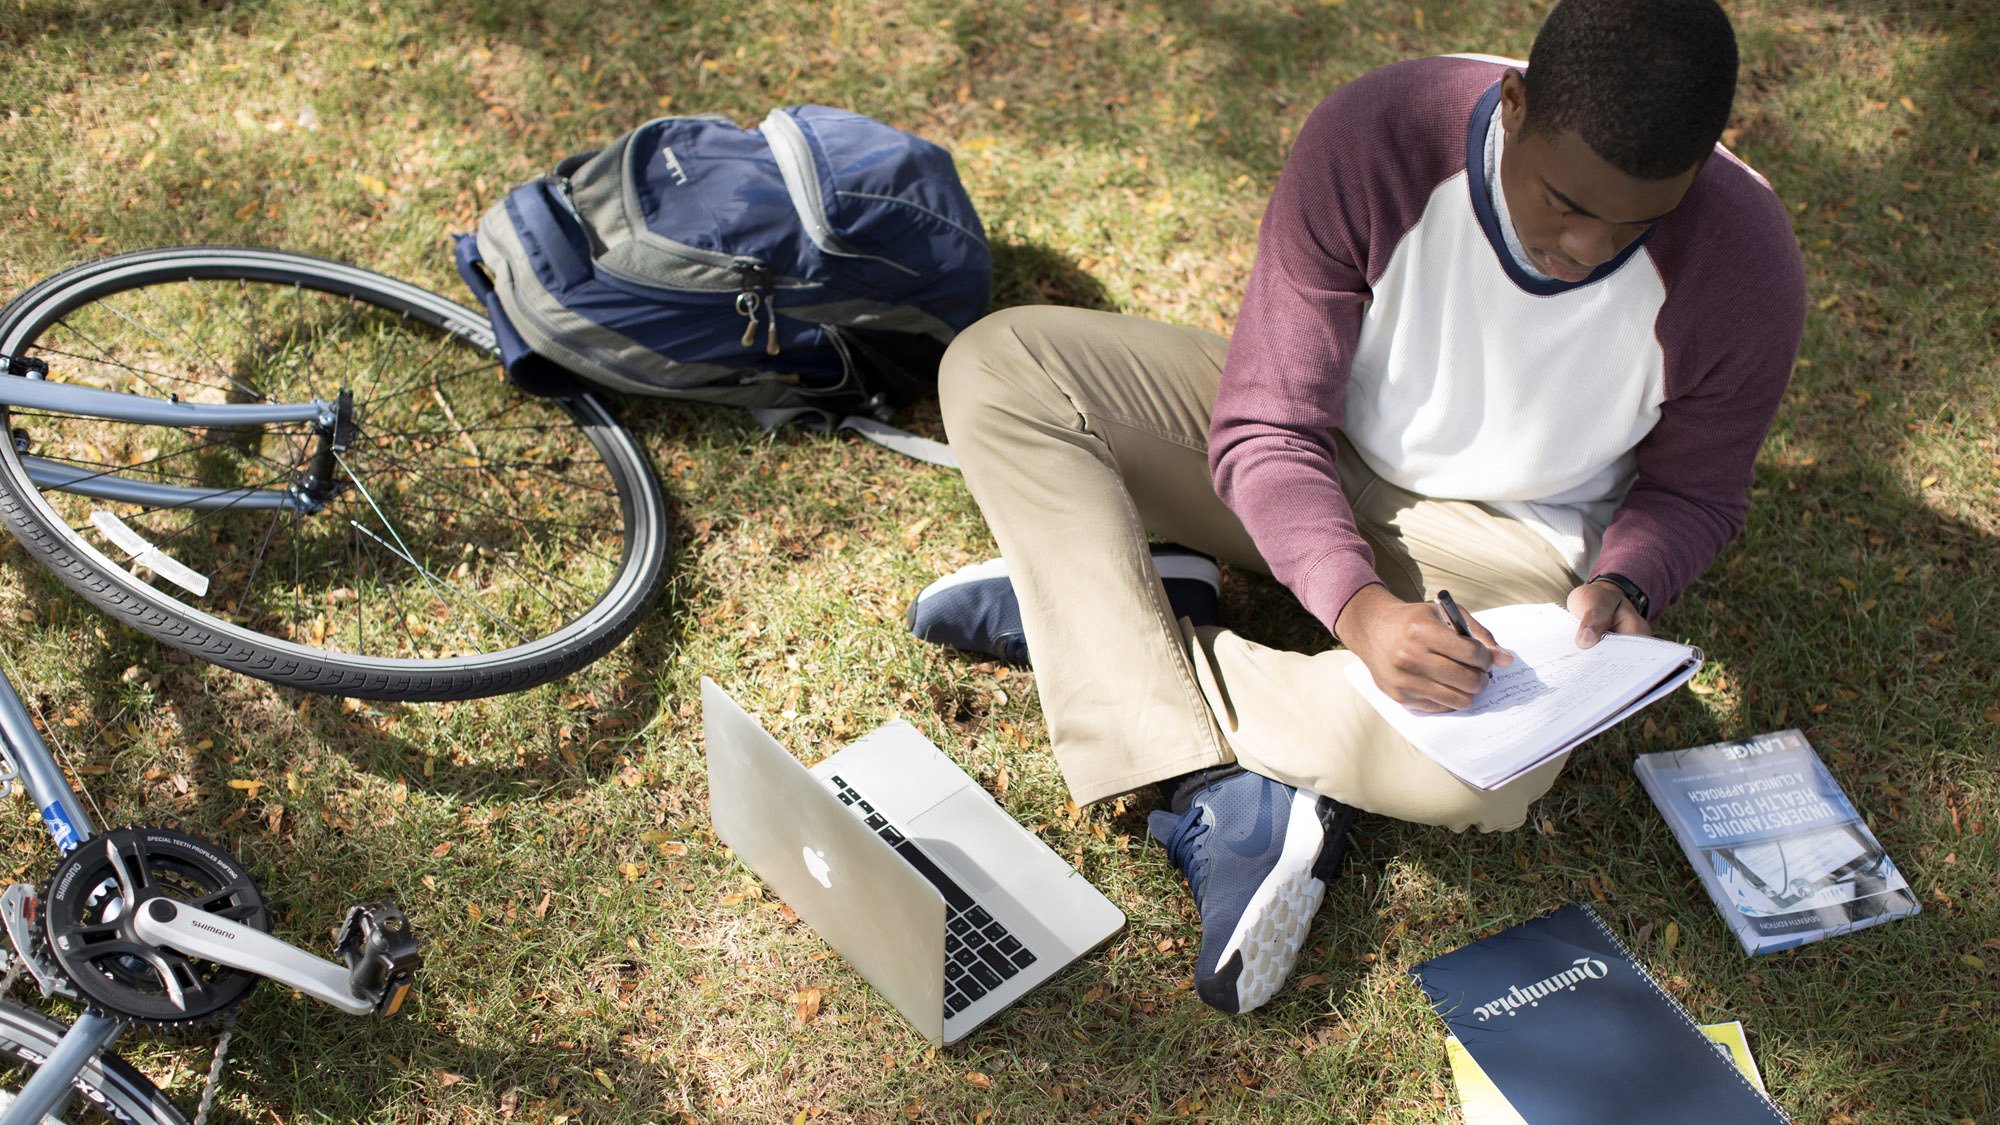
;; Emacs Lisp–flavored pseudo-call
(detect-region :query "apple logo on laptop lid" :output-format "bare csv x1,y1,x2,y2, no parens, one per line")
801,846,833,889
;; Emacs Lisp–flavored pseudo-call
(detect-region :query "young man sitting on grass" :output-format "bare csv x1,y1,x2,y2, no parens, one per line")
910,0,1804,1013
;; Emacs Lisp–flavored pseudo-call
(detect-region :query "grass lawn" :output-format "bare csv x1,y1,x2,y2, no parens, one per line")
0,0,1994,1121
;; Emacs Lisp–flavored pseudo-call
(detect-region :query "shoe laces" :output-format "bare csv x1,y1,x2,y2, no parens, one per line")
1165,808,1213,899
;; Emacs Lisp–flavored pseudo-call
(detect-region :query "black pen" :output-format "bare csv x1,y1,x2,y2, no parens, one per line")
1436,590,1492,681
1436,589,1471,638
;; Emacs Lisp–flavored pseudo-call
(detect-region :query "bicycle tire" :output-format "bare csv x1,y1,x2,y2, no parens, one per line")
0,247,669,701
0,999,189,1125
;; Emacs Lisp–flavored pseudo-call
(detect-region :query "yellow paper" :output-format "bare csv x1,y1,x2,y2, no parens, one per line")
1446,1021,1765,1124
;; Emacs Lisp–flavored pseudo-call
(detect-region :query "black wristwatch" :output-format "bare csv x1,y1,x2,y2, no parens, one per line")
1588,572,1650,618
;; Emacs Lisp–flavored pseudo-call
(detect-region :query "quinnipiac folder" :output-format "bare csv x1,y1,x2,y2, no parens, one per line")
1409,903,1790,1125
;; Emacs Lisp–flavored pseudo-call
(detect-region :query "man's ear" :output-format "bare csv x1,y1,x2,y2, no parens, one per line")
1499,69,1529,140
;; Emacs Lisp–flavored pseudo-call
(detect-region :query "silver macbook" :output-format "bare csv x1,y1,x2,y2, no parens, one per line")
703,678,1125,1042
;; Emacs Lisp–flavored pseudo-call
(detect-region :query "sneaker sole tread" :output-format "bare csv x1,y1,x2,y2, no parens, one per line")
1207,790,1338,1013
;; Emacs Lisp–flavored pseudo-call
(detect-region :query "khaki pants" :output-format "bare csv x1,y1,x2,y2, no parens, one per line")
938,306,1583,833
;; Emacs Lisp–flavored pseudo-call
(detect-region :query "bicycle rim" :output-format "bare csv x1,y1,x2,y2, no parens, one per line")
0,1000,188,1124
0,247,668,700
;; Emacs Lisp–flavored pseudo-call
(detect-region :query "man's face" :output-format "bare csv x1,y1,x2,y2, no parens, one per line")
1496,71,1701,283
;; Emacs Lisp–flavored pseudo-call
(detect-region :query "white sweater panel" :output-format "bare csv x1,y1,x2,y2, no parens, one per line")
1342,174,1670,571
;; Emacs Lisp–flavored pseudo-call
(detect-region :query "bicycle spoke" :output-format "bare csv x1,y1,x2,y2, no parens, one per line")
41,329,204,399
459,535,597,599
380,382,538,444
337,451,516,649
135,285,266,402
350,447,619,560
346,520,526,648
359,430,618,500
92,298,258,402
130,465,301,556
357,358,493,409
367,457,620,497
359,329,467,408
202,280,279,381
353,519,366,656
239,507,284,604
362,421,588,439
359,497,619,550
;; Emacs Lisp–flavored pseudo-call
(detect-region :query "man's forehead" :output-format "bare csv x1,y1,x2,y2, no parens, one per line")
1536,130,1698,225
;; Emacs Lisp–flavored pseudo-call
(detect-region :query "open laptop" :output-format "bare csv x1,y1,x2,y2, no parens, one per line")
702,678,1125,1042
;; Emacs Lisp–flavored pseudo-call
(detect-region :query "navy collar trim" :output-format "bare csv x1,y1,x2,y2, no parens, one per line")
1465,80,1650,296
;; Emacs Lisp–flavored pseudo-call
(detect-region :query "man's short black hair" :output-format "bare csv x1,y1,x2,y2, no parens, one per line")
1522,0,1739,179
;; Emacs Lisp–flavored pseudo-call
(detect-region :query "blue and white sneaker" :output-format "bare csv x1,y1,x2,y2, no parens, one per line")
906,545,1220,666
1147,771,1356,1014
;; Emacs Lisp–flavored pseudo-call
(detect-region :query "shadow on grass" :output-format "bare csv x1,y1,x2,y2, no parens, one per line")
1731,0,1996,458
989,238,1115,313
0,0,260,37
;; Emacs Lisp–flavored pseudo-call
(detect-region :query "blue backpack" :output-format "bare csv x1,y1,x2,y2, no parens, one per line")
455,106,992,425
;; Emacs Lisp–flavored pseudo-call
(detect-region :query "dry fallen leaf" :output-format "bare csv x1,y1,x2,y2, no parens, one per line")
790,987,823,1023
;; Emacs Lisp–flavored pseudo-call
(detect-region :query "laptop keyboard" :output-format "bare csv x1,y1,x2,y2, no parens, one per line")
827,775,1038,1017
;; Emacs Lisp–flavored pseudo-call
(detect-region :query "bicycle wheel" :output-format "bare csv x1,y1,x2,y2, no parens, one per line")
0,1000,188,1124
0,247,668,700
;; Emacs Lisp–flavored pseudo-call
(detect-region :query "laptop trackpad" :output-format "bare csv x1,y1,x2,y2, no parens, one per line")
908,789,1067,894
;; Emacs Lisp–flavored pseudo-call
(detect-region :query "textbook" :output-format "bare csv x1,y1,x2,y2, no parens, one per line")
1345,603,1702,790
1410,903,1790,1125
1446,1020,1767,1124
1635,729,1920,955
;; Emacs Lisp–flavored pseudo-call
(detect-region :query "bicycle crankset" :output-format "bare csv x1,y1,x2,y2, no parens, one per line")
41,825,271,1026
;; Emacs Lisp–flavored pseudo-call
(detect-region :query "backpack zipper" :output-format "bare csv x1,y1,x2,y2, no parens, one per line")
734,261,781,356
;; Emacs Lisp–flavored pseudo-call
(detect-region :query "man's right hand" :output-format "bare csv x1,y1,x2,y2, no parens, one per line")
1335,584,1512,712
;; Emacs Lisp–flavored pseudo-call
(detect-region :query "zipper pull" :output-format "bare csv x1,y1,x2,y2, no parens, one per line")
764,297,781,356
735,290,761,350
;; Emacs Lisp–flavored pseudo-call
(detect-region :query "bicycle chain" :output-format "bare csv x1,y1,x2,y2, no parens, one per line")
191,1007,238,1125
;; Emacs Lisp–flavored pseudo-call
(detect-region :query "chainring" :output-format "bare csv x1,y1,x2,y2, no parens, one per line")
41,825,271,1026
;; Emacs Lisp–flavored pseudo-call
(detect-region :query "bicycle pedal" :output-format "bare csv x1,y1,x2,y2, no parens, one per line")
333,902,421,1016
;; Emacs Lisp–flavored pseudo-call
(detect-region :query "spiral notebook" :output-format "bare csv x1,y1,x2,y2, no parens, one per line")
1409,903,1790,1125
1346,603,1701,790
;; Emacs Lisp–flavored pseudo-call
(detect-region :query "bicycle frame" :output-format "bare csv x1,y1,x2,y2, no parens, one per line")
0,667,126,1122
0,654,410,1123
0,370,339,515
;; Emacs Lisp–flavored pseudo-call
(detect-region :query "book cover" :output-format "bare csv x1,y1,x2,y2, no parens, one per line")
1409,903,1790,1125
1446,1021,1766,1124
1635,729,1919,955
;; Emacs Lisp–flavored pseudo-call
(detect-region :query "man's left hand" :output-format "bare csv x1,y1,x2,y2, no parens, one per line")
1566,580,1651,648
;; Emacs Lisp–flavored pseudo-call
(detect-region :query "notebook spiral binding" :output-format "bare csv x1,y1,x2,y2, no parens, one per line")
1578,904,1792,1124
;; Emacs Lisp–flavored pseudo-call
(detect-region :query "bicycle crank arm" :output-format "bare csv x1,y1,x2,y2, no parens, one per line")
130,899,377,1016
